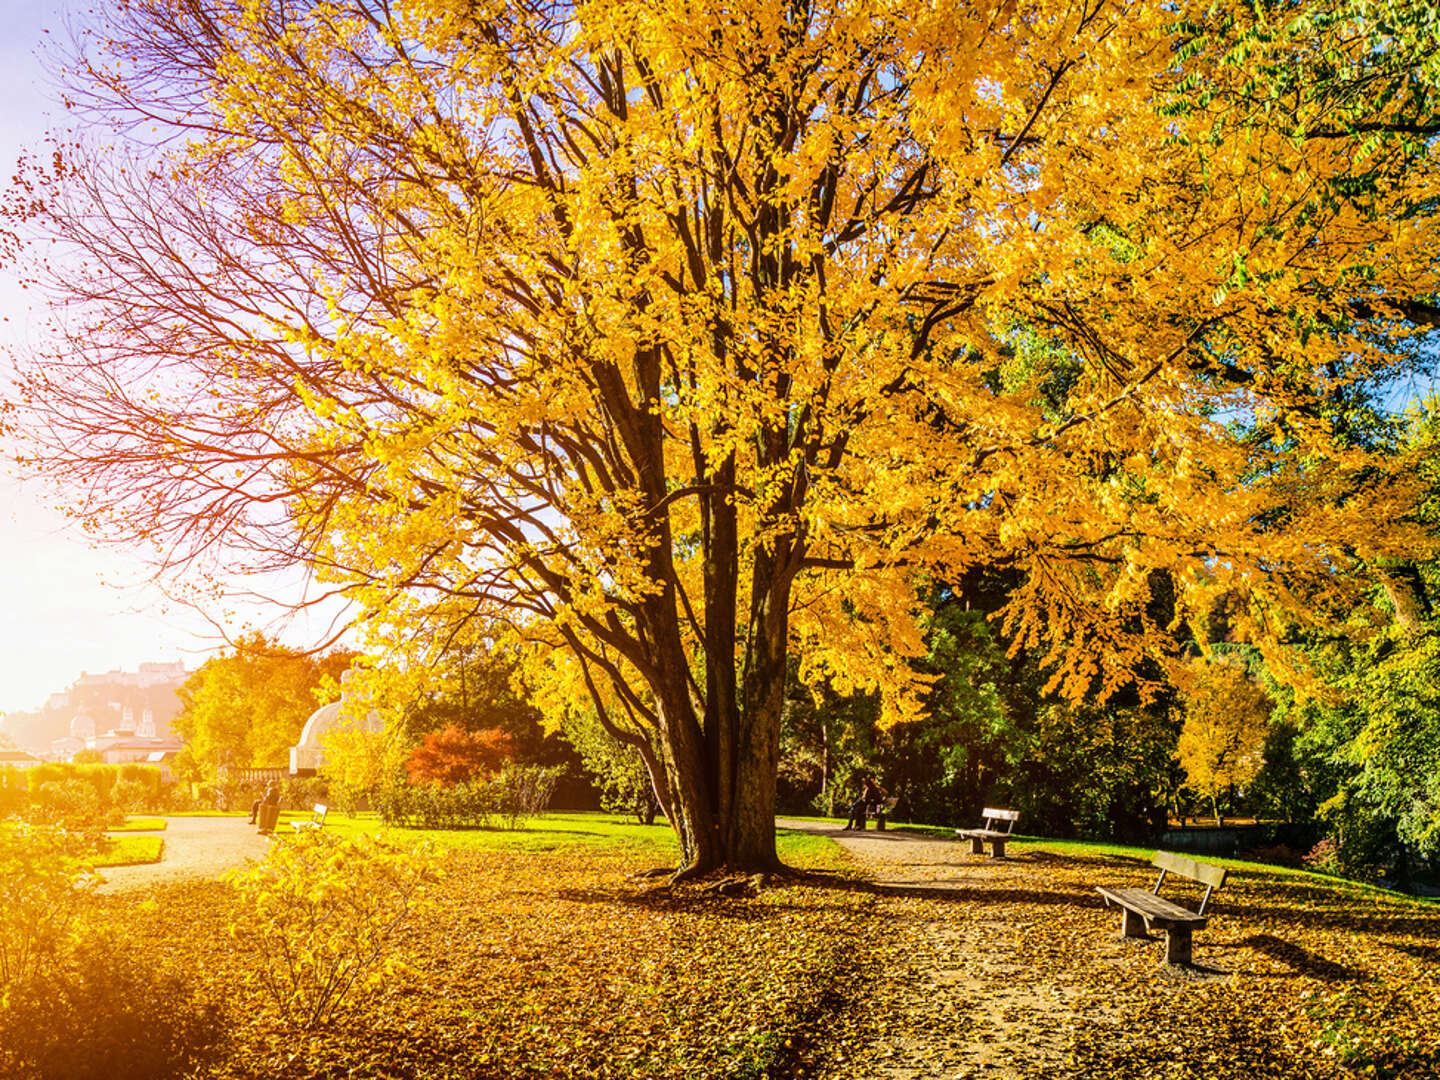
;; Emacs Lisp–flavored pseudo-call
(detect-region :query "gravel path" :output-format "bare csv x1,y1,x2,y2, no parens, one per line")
777,818,1114,1080
97,816,275,893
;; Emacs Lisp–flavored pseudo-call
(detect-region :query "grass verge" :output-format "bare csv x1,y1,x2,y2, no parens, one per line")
108,816,167,832
94,834,164,867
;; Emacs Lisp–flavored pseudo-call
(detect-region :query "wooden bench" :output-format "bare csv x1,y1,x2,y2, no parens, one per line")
291,803,328,833
873,796,900,831
956,807,1019,857
1096,851,1226,966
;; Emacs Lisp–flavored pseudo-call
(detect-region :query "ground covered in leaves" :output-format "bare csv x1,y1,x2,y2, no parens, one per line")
94,827,1439,1080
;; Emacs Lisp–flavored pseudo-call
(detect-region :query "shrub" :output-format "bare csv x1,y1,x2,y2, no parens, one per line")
116,763,163,806
0,823,98,989
404,725,513,787
1303,837,1340,875
376,765,563,829
225,831,442,1029
280,774,329,810
32,779,106,830
111,778,152,814
375,778,494,828
0,934,225,1080
0,765,27,819
493,763,564,829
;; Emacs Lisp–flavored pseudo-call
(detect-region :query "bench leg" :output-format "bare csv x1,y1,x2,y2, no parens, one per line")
1164,928,1193,966
990,839,1006,859
969,836,984,855
1120,908,1148,939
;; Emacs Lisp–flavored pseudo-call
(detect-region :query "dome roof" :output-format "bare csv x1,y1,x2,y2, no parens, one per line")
294,701,342,753
289,689,385,774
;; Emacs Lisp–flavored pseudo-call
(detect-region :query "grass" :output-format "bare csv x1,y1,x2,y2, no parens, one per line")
289,811,845,868
93,833,164,867
276,809,683,856
108,816,167,832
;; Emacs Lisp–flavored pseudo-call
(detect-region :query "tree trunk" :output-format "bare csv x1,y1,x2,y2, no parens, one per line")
730,542,791,872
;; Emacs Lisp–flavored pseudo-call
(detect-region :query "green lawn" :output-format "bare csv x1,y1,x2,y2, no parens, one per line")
93,833,164,866
108,816,167,832
281,809,683,855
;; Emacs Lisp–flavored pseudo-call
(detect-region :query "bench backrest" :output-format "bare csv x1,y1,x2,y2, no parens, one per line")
312,803,328,821
981,808,1020,834
1152,851,1225,915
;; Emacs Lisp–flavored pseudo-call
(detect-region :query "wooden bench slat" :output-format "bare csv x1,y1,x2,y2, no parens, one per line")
955,828,1011,840
1095,886,1207,930
979,808,1020,821
1153,850,1227,889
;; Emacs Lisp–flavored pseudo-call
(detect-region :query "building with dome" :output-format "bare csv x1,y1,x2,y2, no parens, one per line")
289,671,386,776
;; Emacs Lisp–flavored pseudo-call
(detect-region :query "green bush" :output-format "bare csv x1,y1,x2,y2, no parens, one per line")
116,763,163,805
376,765,563,829
33,779,106,830
6,764,166,820
280,774,328,810
375,777,494,828
0,935,225,1080
110,778,152,814
225,831,441,1029
0,765,27,819
493,763,564,829
0,822,97,989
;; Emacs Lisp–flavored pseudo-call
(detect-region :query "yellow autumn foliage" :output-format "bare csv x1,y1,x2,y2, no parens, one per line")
19,0,1440,869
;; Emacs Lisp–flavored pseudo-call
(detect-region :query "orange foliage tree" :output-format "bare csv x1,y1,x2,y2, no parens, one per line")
404,726,515,788
1176,656,1273,826
11,0,1440,873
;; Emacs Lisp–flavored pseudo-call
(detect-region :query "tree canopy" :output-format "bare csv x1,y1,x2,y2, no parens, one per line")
12,0,1440,873
172,634,355,777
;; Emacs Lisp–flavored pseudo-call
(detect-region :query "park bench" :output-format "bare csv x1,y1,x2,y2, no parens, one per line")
956,807,1019,857
873,796,900,831
291,803,328,833
1095,851,1227,966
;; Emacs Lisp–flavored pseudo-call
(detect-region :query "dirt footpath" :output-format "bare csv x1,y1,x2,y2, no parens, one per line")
97,816,273,893
778,820,1130,1080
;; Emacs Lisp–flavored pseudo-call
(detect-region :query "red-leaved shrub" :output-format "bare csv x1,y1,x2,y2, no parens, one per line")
404,726,514,787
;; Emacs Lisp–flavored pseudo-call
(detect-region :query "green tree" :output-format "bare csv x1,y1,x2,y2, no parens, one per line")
173,635,354,778
558,710,663,824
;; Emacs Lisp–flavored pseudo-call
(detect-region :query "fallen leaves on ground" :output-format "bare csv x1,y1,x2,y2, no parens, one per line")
92,836,1440,1080
805,837,1440,1080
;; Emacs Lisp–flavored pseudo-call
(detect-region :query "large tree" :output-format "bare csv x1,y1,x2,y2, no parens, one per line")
13,0,1440,874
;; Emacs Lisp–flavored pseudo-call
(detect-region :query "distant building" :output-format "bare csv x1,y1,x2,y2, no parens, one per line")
0,749,40,768
87,728,184,765
1,662,188,759
289,670,385,776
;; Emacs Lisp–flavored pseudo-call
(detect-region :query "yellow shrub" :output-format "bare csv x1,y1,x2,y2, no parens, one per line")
0,823,97,993
225,830,442,1029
